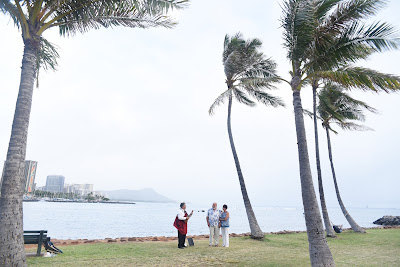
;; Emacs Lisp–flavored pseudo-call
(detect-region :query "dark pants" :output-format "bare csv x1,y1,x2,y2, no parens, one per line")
178,231,186,248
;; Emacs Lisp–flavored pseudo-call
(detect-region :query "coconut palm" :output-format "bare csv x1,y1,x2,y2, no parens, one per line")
280,1,338,264
280,0,395,264
0,1,187,265
281,0,400,263
317,83,377,232
304,0,400,236
209,33,284,239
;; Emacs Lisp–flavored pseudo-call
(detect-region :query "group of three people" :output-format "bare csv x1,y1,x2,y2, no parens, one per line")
174,202,230,249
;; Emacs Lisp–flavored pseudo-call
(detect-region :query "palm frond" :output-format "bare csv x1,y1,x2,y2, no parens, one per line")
35,37,60,87
302,108,314,119
0,0,21,28
318,0,386,35
336,121,373,131
239,77,278,91
37,37,59,72
209,89,231,115
244,89,285,107
217,32,281,111
339,21,399,52
316,67,400,92
314,0,343,21
306,39,374,71
232,87,256,107
317,83,377,133
241,56,278,80
223,32,245,63
47,0,179,36
281,0,316,62
318,90,345,122
309,21,398,71
137,0,189,12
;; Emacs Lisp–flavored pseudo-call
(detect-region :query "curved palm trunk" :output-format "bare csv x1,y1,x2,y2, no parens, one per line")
325,127,366,233
0,40,38,266
312,86,336,238
292,87,335,266
227,95,264,239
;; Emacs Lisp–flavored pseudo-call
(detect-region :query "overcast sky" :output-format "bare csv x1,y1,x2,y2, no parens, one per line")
0,0,399,208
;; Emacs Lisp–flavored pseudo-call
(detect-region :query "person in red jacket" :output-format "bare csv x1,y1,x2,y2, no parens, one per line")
173,202,193,249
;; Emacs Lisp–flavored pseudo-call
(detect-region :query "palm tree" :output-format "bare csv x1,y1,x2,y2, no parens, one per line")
209,33,284,239
317,83,377,233
0,1,188,265
280,0,400,263
304,0,400,235
280,1,337,264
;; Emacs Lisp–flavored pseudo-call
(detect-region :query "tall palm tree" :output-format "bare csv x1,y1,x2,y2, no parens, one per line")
280,1,337,264
317,83,377,233
304,0,400,235
281,0,398,265
0,1,187,265
209,33,284,239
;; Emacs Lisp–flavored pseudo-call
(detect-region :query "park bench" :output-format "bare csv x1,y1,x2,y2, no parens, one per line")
24,230,47,256
24,230,63,256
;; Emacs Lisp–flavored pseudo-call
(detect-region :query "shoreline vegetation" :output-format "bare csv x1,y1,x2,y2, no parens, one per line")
23,199,136,204
26,228,400,266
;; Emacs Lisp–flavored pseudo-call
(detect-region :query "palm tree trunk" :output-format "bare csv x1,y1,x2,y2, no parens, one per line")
312,86,336,238
292,87,335,266
325,127,366,233
0,40,38,266
227,95,264,239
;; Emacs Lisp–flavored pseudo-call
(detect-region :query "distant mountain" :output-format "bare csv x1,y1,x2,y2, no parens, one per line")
102,188,174,203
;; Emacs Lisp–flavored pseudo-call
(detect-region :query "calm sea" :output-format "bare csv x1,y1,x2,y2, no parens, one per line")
23,202,399,240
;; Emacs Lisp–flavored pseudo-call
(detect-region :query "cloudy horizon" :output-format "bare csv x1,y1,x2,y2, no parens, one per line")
1,0,399,209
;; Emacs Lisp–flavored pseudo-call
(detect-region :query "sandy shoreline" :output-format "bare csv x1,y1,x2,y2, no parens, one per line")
24,225,399,248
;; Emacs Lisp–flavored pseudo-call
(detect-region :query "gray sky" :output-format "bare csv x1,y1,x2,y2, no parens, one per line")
1,0,399,208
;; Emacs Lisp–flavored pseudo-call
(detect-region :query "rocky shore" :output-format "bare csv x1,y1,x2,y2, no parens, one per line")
373,216,400,226
24,226,399,248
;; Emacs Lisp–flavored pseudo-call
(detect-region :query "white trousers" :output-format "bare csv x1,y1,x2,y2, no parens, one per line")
221,227,229,247
209,226,219,246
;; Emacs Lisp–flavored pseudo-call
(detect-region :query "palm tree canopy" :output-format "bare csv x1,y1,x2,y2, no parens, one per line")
0,0,187,44
317,83,378,132
209,33,284,115
281,0,400,91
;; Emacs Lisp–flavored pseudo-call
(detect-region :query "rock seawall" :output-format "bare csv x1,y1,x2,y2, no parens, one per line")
373,216,400,226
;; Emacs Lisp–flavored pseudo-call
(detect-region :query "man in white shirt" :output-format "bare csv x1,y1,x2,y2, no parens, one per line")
174,202,193,249
206,202,221,247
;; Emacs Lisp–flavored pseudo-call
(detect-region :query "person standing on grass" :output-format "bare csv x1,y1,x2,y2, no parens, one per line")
219,204,230,247
174,202,193,249
206,202,221,247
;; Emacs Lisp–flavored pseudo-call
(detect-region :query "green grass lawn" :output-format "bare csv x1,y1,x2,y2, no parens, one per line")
27,229,400,266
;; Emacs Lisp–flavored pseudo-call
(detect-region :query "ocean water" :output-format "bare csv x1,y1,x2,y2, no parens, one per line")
23,201,399,240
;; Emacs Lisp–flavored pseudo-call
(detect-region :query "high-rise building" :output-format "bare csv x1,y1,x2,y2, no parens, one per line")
0,160,38,195
64,183,94,196
45,175,65,192
24,161,38,193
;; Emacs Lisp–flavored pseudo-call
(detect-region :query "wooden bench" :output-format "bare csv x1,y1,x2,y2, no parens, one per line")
24,230,47,256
